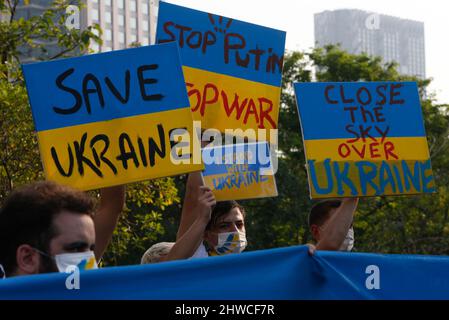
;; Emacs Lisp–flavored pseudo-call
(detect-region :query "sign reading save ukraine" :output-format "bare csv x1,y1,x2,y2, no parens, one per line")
294,82,436,198
202,142,278,201
156,2,286,139
22,42,203,191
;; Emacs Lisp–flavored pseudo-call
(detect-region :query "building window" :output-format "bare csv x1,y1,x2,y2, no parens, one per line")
105,11,112,24
130,17,137,29
118,14,124,26
130,34,137,43
130,0,137,12
92,8,99,21
117,0,124,9
142,20,149,31
104,0,112,6
105,29,112,41
142,1,149,15
119,32,125,44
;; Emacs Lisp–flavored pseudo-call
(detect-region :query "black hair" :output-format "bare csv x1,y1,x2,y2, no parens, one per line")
0,181,95,276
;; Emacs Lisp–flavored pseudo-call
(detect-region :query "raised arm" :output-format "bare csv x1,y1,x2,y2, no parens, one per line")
316,198,359,251
93,185,126,260
165,186,215,261
177,172,204,240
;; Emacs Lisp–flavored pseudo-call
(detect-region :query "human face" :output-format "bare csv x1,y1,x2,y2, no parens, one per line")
204,207,245,247
310,209,353,243
49,210,96,256
39,211,96,274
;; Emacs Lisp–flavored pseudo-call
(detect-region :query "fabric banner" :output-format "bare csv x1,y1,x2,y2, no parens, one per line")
1,245,448,300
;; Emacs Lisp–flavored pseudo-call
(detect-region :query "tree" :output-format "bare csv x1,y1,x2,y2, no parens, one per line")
0,0,181,266
242,44,449,255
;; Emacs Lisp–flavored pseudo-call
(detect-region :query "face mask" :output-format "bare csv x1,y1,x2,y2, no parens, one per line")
35,249,98,273
55,251,98,273
213,231,247,255
339,227,354,252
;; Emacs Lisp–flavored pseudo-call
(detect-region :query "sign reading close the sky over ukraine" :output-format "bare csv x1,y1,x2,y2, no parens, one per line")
294,82,436,199
156,2,286,140
22,42,203,191
202,142,278,201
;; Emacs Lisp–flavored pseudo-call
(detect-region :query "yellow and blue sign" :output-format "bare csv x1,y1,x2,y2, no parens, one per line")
294,82,436,198
202,142,278,201
22,42,203,190
156,2,286,139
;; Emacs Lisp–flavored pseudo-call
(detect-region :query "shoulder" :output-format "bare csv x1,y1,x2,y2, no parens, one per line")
190,243,209,259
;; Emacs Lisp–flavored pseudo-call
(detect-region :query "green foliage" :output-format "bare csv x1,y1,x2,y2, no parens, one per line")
101,178,180,266
0,1,181,266
1,2,448,265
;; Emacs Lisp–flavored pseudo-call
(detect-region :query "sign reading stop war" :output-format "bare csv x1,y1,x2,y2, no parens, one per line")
156,2,286,139
201,142,278,201
294,82,436,199
23,42,203,191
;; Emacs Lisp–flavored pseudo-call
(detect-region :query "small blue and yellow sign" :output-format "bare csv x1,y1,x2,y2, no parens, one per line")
202,142,278,201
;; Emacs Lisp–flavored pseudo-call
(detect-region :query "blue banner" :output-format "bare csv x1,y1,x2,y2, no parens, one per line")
1,246,448,300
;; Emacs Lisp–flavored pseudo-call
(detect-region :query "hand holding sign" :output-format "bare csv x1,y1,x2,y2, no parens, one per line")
196,186,216,223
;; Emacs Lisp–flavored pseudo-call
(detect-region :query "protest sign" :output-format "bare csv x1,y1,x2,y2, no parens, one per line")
23,42,203,190
201,142,278,201
156,2,286,140
294,82,435,198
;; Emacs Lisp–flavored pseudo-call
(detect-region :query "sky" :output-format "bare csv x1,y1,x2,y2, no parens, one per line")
164,0,449,104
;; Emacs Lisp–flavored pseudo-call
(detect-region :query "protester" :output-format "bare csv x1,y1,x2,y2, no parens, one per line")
307,198,359,255
151,170,246,262
0,181,125,277
141,242,175,264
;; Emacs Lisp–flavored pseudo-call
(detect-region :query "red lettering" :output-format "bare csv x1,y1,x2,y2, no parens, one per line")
243,99,259,125
258,97,276,129
369,143,381,158
199,83,219,116
221,91,247,120
338,143,351,158
384,142,399,160
351,144,366,159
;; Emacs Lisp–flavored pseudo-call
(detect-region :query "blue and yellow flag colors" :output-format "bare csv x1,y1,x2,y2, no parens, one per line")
156,2,286,139
294,82,435,198
22,42,203,190
202,142,278,201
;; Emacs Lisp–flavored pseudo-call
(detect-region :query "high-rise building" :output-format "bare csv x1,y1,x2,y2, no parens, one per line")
7,0,159,62
83,0,159,52
314,9,426,78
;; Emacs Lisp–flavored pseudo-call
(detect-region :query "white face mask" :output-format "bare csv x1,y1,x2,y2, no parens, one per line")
54,251,98,273
339,227,355,252
214,231,247,255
